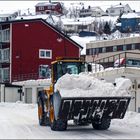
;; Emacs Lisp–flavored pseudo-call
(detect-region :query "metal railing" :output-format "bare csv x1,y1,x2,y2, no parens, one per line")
93,52,140,72
12,73,39,82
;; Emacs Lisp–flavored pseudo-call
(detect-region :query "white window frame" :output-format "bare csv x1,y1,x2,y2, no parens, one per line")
39,49,52,59
39,6,44,10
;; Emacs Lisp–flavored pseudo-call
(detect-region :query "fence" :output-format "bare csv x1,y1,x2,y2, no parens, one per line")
93,52,140,72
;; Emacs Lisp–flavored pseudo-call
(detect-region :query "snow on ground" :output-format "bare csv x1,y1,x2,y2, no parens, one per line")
55,73,131,97
0,102,140,139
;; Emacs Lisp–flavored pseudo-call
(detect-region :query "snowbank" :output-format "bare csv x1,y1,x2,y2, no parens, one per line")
54,73,132,97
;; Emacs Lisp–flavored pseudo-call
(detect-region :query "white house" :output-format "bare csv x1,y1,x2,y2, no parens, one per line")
91,6,107,17
106,3,133,16
0,11,18,21
79,6,106,17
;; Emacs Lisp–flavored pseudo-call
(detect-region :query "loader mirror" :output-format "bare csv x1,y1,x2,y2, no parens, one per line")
87,64,92,72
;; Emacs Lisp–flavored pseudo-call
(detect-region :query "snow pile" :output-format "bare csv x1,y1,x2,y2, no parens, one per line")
112,111,140,128
54,73,131,97
114,77,132,96
91,63,104,72
115,77,132,91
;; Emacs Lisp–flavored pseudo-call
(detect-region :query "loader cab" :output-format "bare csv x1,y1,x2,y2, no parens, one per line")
51,58,86,83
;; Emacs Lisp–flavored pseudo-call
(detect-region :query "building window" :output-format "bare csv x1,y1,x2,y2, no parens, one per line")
131,44,135,50
47,5,52,10
39,49,52,59
0,49,2,61
102,47,106,53
39,6,44,10
0,31,2,42
92,48,95,55
3,48,10,61
106,46,113,52
3,68,9,82
86,49,90,55
2,29,10,42
39,65,51,79
123,45,127,51
96,48,99,54
113,46,117,52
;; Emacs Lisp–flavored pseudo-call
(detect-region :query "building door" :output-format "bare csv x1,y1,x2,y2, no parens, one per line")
25,88,32,103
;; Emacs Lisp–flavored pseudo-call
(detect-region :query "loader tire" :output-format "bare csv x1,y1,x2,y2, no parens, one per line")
50,119,67,131
49,103,67,131
92,118,111,130
37,94,49,126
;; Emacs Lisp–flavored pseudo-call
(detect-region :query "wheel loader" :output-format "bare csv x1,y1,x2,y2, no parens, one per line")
37,57,131,131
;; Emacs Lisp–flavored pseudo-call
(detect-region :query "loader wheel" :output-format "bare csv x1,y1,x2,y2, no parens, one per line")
49,104,67,131
38,95,49,126
92,118,111,130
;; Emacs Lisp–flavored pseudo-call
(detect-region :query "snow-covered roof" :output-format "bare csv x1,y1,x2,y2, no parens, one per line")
108,4,128,9
0,10,18,18
35,2,60,7
13,79,51,86
113,4,126,8
121,12,140,19
15,14,59,25
16,14,49,20
35,2,51,7
70,35,96,55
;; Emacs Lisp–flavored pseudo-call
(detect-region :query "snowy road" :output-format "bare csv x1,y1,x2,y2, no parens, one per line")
0,102,140,139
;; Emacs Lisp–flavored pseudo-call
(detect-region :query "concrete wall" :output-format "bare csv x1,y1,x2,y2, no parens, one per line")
91,67,140,112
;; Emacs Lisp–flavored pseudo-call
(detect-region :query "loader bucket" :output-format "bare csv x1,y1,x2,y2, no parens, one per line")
53,93,131,123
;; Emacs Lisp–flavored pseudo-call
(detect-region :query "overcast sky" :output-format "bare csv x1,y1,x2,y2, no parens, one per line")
0,1,140,12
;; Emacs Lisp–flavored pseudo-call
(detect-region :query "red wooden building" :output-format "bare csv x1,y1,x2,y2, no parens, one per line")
0,18,82,83
35,2,63,15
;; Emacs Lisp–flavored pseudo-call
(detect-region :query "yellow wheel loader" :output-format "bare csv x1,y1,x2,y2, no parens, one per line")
37,57,131,131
